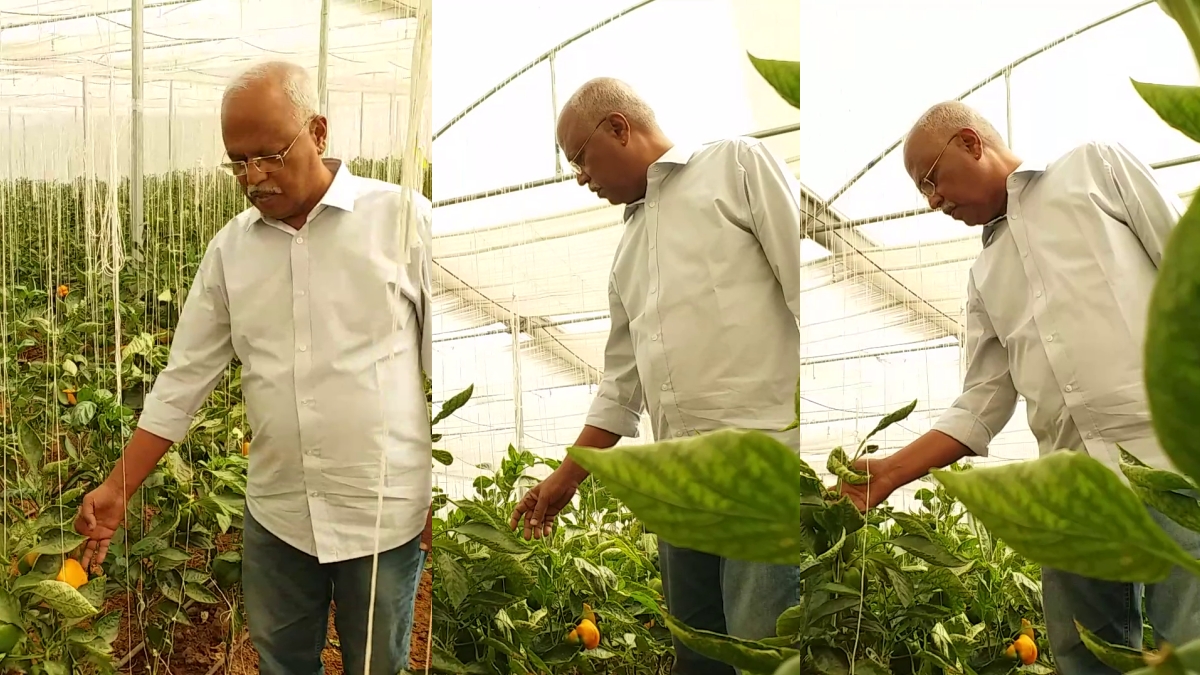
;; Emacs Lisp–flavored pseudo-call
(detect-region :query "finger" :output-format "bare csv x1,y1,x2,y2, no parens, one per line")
80,540,95,569
510,491,536,531
78,499,96,533
94,539,110,567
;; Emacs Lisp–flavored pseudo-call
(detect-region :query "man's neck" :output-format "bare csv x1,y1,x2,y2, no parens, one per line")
283,160,337,229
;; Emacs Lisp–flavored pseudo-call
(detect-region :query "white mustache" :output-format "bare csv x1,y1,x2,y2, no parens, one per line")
248,187,282,199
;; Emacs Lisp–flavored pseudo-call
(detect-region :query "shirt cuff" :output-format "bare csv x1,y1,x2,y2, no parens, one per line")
585,396,641,439
931,407,993,458
137,391,195,443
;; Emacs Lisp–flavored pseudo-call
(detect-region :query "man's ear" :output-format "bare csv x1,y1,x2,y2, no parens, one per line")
962,128,985,160
608,113,632,146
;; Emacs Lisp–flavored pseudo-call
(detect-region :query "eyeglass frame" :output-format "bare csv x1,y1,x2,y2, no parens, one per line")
220,117,314,178
563,117,608,176
918,132,963,199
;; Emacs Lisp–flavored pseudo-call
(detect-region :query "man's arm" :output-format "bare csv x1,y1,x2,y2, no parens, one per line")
559,277,645,482
884,276,1020,486
737,138,802,324
1095,141,1184,267
114,241,237,493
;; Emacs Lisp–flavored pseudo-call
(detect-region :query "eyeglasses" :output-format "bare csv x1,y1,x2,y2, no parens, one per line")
919,133,959,198
220,119,312,177
564,117,607,175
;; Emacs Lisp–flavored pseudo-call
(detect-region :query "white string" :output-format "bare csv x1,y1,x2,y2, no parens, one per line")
362,0,432,672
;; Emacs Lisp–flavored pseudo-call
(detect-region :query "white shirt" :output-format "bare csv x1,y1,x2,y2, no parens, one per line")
586,138,802,444
138,160,433,563
933,141,1182,474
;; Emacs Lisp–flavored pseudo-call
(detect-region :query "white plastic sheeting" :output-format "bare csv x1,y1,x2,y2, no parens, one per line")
0,0,422,179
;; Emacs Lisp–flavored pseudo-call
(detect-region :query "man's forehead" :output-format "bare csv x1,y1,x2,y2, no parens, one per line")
557,110,587,147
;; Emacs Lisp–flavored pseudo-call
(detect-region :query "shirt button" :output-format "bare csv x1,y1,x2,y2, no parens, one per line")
648,202,656,208
1086,432,1094,439
1065,385,1073,393
1035,291,1042,298
661,383,669,391
303,399,313,406
651,334,659,341
309,491,320,498
299,345,308,352
1046,335,1054,342
296,237,305,244
298,290,307,296
675,431,685,437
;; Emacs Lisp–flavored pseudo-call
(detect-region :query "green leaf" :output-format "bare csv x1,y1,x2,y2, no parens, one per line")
747,53,799,110
809,596,860,622
434,551,469,608
94,610,122,644
861,399,917,446
17,423,43,472
0,589,22,627
773,655,804,675
810,646,851,675
662,614,800,675
1075,620,1146,673
432,385,473,426
827,447,868,485
77,576,105,609
453,521,528,555
1146,195,1200,488
128,536,167,558
1126,635,1200,675
891,534,967,568
933,452,1200,583
1130,484,1200,532
1154,0,1200,72
28,580,98,618
31,529,86,556
212,551,242,589
775,604,805,637
184,583,220,604
1119,448,1196,492
433,448,454,466
568,429,823,565
885,567,914,608
798,530,846,580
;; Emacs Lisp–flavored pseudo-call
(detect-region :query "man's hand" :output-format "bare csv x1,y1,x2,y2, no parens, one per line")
74,480,129,569
837,457,899,512
421,506,433,552
509,464,583,540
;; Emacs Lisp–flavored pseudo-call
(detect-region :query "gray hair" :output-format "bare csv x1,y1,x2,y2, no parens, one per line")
223,61,318,124
561,77,658,130
907,100,1005,149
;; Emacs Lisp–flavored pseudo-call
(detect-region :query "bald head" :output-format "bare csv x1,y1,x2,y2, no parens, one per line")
901,101,1020,227
557,77,658,136
904,101,1005,166
222,61,318,124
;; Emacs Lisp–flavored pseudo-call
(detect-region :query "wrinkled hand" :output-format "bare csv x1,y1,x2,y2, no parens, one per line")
74,481,128,569
509,465,580,540
421,507,433,552
837,457,897,512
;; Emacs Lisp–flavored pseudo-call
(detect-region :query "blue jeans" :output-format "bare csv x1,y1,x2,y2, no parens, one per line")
243,507,424,675
658,540,800,675
1043,503,1200,675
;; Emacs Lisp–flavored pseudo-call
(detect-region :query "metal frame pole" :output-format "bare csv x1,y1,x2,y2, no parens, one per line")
130,0,145,255
317,0,331,119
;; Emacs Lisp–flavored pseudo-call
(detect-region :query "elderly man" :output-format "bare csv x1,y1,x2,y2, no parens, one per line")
508,77,802,675
73,61,432,675
841,100,1200,674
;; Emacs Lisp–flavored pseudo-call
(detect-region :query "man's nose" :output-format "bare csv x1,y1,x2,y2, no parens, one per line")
926,191,944,210
244,163,268,185
575,171,589,187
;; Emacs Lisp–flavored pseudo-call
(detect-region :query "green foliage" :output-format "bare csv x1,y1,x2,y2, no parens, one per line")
747,53,800,110
431,447,672,674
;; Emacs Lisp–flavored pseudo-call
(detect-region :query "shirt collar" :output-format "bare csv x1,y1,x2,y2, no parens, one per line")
623,144,699,217
981,156,1048,248
254,158,357,228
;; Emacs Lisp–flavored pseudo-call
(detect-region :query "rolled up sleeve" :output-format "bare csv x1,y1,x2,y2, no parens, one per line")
138,241,235,443
584,277,644,438
931,274,1018,456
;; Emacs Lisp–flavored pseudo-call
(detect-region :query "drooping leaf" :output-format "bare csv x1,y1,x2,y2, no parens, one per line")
1133,82,1200,144
1145,195,1200,488
775,604,806,638
933,452,1200,582
798,530,846,580
810,645,851,675
434,551,469,608
433,449,454,466
569,429,824,565
1130,484,1200,533
828,447,868,485
94,611,122,644
453,521,528,555
1126,635,1200,675
184,583,220,604
773,655,804,675
212,551,242,589
17,423,43,472
0,588,22,627
747,53,799,110
1076,620,1147,673
27,580,98,618
662,614,801,675
30,529,86,556
861,399,918,446
891,535,967,568
1119,448,1196,492
809,596,860,623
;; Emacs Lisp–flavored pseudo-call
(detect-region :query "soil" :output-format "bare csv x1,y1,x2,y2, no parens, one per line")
107,557,433,674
